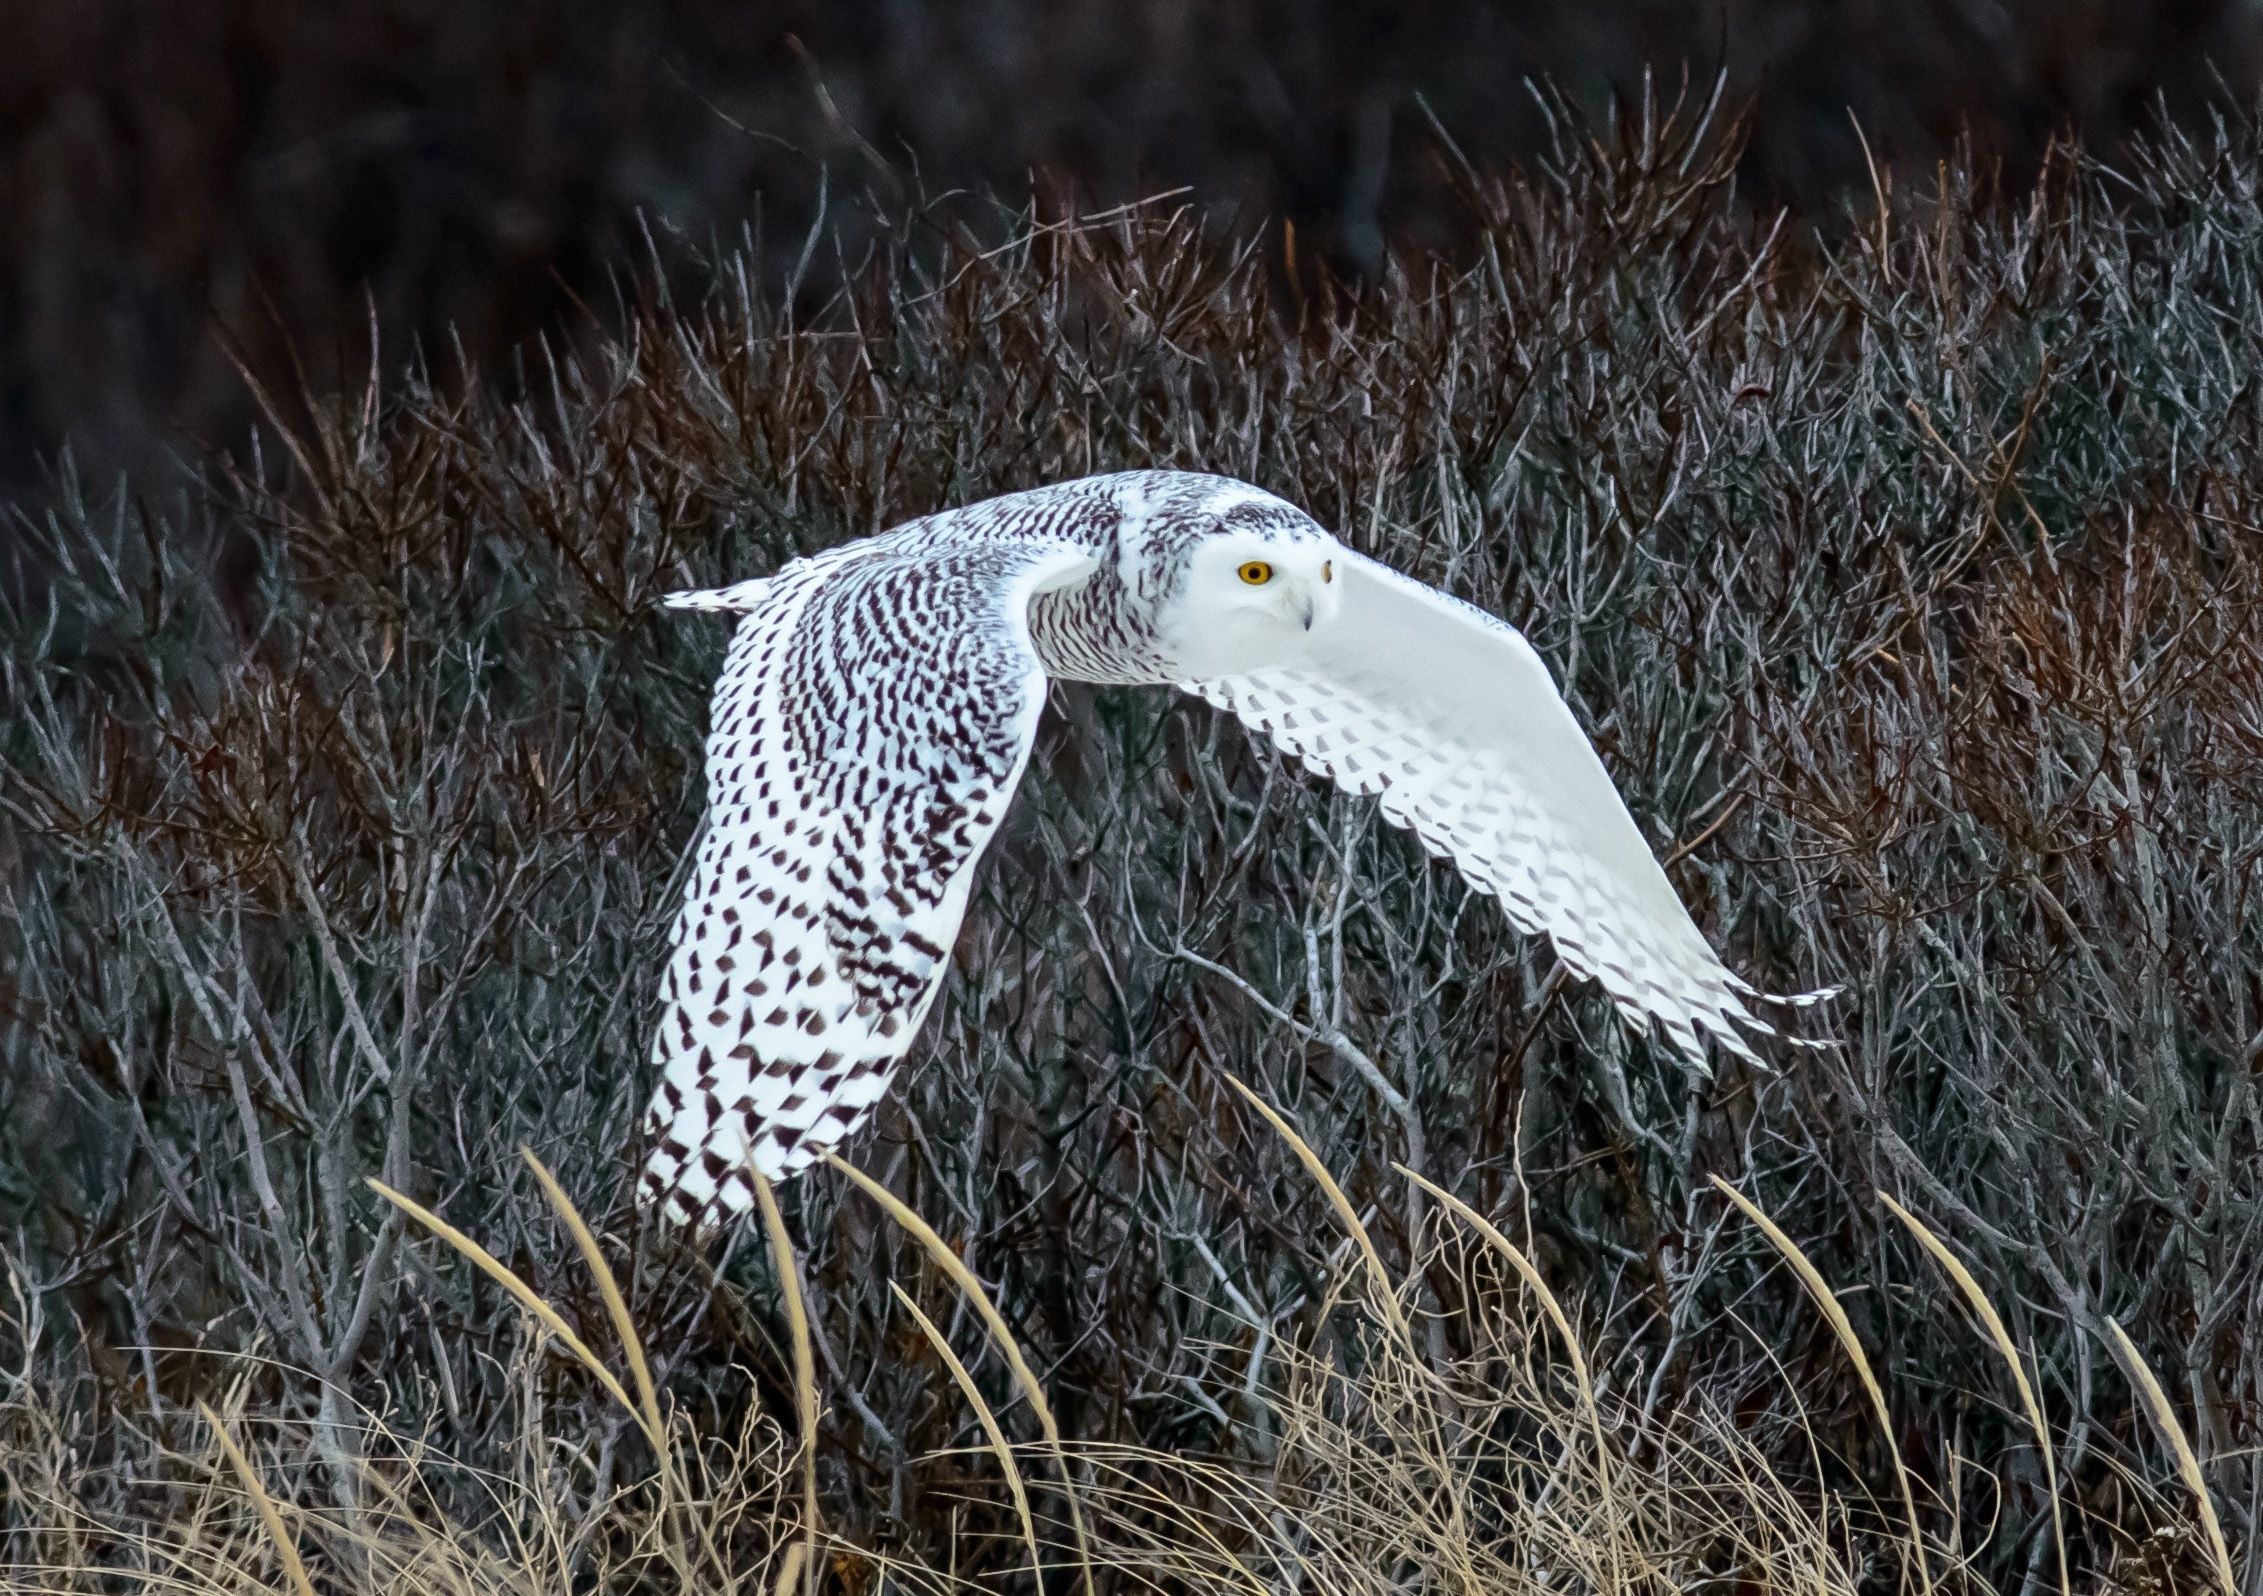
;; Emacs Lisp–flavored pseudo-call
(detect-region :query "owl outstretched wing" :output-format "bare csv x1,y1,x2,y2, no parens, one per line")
643,536,1096,1222
1188,550,1826,1069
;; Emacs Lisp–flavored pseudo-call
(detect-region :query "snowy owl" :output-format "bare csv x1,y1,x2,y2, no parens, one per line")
641,471,1820,1222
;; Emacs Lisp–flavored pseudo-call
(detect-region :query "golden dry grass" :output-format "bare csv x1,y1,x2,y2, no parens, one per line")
5,1093,2241,1593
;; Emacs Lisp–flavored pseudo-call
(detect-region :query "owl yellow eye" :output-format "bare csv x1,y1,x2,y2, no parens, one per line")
1237,560,1274,586
1322,560,1333,582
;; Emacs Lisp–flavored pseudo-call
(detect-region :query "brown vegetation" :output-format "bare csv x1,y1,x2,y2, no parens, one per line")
5,91,2263,1590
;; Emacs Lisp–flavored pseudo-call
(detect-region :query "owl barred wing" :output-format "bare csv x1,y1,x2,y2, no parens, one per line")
643,537,1096,1222
1188,550,1823,1069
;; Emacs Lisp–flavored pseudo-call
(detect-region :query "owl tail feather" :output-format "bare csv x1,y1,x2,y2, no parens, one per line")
639,1061,894,1228
662,578,773,614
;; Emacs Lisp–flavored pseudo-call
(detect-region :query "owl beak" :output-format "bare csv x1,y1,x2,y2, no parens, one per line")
1299,595,1316,631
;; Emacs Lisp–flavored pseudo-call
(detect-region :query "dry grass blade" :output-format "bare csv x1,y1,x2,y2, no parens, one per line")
1227,1074,1412,1350
1879,1191,2068,1596
515,1150,719,1585
751,1168,821,1596
196,1401,319,1596
889,1280,1044,1581
520,1149,665,1450
822,1149,1096,1596
1231,1076,1479,1567
1712,1175,1935,1596
1399,1163,1624,1590
2104,1317,2238,1596
1398,1166,1591,1397
367,1177,643,1424
771,1541,808,1596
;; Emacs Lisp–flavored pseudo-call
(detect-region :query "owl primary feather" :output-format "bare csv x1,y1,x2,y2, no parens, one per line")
642,470,1823,1223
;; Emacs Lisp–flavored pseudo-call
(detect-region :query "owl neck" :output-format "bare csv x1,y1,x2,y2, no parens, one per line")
1027,572,1176,685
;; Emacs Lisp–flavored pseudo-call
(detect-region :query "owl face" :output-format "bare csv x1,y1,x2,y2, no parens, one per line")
1162,501,1344,676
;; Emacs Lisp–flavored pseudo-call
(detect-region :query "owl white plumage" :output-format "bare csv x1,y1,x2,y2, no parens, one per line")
642,471,1825,1223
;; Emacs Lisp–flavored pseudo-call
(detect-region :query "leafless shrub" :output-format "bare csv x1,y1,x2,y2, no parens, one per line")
5,88,2262,1588
9,0,2263,502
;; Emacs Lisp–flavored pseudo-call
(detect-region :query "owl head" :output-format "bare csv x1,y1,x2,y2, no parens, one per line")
1114,474,1344,677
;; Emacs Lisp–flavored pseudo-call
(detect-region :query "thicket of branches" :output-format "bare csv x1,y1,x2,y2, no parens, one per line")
9,0,2256,498
5,92,2262,1591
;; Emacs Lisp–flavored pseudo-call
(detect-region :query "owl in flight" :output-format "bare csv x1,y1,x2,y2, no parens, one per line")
642,471,1819,1222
